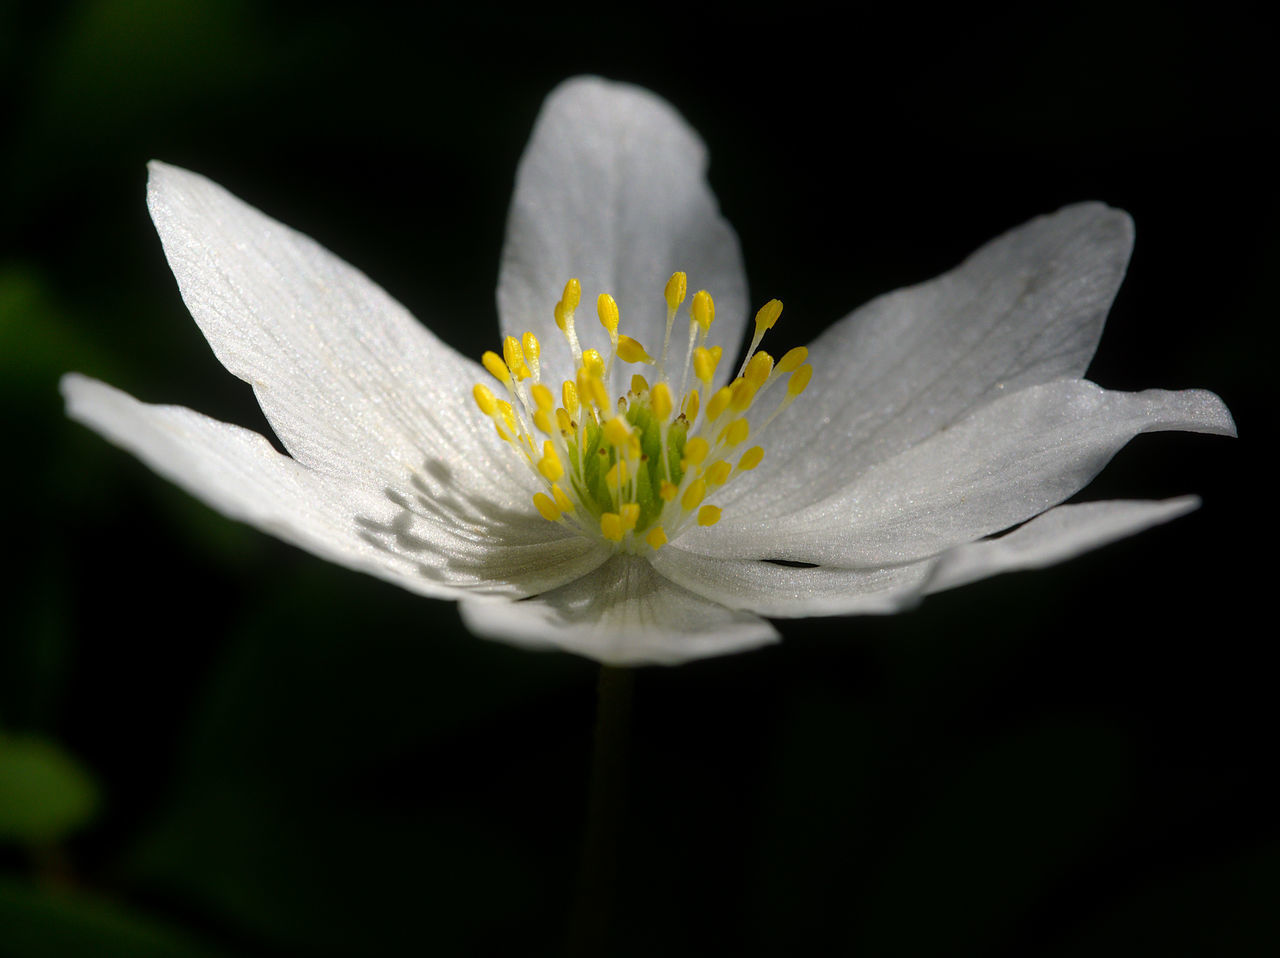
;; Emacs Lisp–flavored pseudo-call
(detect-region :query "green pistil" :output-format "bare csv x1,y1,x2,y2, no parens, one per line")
567,400,686,533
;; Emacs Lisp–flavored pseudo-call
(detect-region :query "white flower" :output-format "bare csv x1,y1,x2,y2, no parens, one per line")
62,77,1235,666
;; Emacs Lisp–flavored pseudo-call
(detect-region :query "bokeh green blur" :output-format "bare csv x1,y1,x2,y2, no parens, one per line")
0,1,1272,955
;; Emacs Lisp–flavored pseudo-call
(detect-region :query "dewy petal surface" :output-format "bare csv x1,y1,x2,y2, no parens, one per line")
923,497,1203,594
458,555,779,666
721,204,1137,518
147,162,528,504
63,375,610,599
688,380,1234,566
497,76,748,388
655,497,1201,620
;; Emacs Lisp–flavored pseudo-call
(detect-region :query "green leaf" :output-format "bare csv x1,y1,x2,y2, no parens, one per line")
0,734,99,844
0,877,227,958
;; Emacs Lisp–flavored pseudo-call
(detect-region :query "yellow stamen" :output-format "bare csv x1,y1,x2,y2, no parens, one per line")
538,441,563,482
788,364,813,397
582,349,605,379
616,335,653,364
697,505,722,527
482,350,511,385
601,513,624,542
603,416,632,447
619,503,640,531
659,480,678,502
684,436,710,466
691,289,715,332
705,386,732,422
562,381,579,417
744,351,774,388
531,383,554,411
533,492,560,522
645,526,668,550
597,293,620,337
681,478,707,511
664,272,687,309
754,299,783,335
651,382,673,420
630,374,650,395
472,383,498,416
777,346,808,374
738,446,765,470
705,460,731,485
503,335,530,380
552,484,575,514
723,418,750,446
562,278,582,312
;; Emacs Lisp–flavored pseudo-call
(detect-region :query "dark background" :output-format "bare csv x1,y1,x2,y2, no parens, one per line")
1,2,1273,955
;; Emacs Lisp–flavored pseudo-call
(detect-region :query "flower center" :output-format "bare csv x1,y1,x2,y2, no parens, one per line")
472,273,812,553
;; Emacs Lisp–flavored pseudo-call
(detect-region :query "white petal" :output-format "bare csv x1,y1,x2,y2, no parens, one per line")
688,380,1234,566
458,555,778,666
923,496,1202,593
651,547,930,617
496,76,748,389
63,375,610,599
147,162,521,499
724,204,1136,517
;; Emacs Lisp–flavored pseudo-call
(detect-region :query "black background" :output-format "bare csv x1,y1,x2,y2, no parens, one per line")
1,2,1273,955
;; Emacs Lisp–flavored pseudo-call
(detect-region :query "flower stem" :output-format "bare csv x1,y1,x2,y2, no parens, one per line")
567,665,634,957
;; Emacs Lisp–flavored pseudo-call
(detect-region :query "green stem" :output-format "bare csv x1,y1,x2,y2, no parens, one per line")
567,665,634,957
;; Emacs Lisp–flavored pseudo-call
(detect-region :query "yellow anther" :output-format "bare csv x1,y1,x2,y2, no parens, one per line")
723,418,750,446
630,374,650,395
597,293,620,337
744,351,774,388
556,407,573,433
523,331,541,365
603,416,632,447
619,503,640,531
659,480,678,502
616,335,653,364
691,289,715,332
497,400,516,432
729,378,758,412
562,278,582,312
600,513,624,542
664,271,688,309
788,364,814,397
533,492,561,522
626,433,642,459
754,299,783,334
681,478,708,511
577,368,609,410
605,459,630,487
482,350,511,385
538,441,563,482
582,349,606,379
533,410,553,434
552,483,575,514
503,335,530,380
472,383,498,416
651,382,673,420
684,436,710,465
693,346,718,385
697,505,722,527
683,389,699,421
777,346,808,374
705,386,732,422
554,300,568,332
705,460,732,485
562,380,579,417
738,446,765,471
645,526,668,551
531,383,555,411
